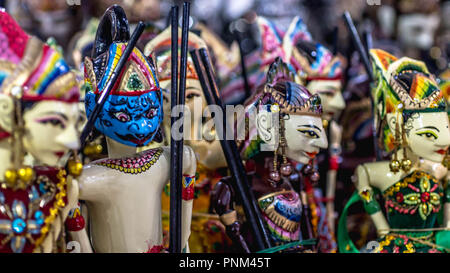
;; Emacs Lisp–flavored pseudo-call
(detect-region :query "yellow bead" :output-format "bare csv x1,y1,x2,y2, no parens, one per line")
68,160,83,177
57,199,65,207
83,145,93,155
17,167,34,182
94,144,103,154
4,169,17,185
401,159,412,172
389,160,400,173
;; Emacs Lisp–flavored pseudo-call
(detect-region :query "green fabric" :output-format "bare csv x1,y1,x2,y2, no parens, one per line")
436,230,450,249
445,184,450,203
383,171,442,229
256,239,317,253
337,192,361,253
363,198,381,215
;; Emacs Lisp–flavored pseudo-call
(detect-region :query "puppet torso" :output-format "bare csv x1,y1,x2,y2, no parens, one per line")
79,147,169,253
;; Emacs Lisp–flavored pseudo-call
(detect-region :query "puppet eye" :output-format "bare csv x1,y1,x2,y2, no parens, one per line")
114,111,131,122
297,129,319,139
416,131,437,140
147,108,158,119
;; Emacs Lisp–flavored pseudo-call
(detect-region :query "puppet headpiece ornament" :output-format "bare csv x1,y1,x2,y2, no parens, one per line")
83,5,163,147
144,27,207,82
0,10,79,103
370,49,447,172
257,16,343,82
0,10,81,189
84,5,159,97
288,18,343,81
261,58,323,117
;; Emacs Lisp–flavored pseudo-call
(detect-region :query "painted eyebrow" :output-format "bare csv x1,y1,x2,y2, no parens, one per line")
298,125,322,132
40,112,68,121
416,126,440,132
186,87,201,91
109,100,127,106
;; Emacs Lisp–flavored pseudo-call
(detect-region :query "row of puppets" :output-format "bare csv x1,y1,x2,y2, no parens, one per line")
0,0,449,253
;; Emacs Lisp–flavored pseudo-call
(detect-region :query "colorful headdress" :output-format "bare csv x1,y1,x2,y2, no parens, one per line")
256,16,343,83
144,27,207,82
287,19,343,81
261,60,322,117
0,9,79,102
370,49,447,152
438,69,450,114
84,6,159,97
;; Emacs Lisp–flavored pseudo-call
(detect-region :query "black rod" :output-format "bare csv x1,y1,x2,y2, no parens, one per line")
362,29,381,160
199,48,272,249
80,22,145,148
332,26,339,56
191,48,272,251
362,30,373,59
169,5,180,253
343,11,373,82
234,32,251,101
177,0,190,252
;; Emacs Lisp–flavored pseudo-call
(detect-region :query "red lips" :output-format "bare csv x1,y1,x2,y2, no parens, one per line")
435,149,447,155
130,135,152,146
54,152,65,158
306,152,318,159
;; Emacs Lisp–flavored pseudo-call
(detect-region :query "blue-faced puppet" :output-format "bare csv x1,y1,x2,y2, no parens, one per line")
83,5,163,147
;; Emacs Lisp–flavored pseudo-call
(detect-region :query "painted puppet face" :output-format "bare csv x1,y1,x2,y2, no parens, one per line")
294,41,345,120
85,91,162,147
397,13,440,50
23,101,80,166
160,78,227,170
306,80,345,120
284,114,328,164
84,42,162,148
402,112,450,163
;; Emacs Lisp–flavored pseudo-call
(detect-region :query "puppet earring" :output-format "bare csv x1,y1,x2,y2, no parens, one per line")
279,118,292,176
443,150,450,170
400,122,412,172
4,87,35,189
389,119,401,173
270,146,281,184
301,161,320,184
67,151,83,178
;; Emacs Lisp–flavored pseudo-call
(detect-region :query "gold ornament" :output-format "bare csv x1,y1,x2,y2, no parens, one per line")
389,160,400,173
443,153,450,170
94,144,103,154
4,169,17,185
17,167,34,183
322,119,329,130
67,151,83,177
68,160,83,177
401,159,412,172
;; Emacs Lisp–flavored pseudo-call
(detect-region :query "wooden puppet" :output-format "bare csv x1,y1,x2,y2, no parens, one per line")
0,10,82,253
212,58,328,253
77,5,197,253
338,49,450,253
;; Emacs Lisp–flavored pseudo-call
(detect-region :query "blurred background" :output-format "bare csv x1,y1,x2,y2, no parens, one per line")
2,0,448,75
